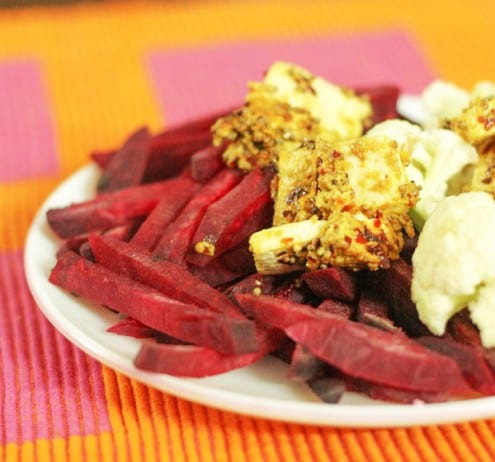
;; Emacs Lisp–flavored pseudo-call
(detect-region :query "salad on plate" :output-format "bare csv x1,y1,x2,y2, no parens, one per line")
41,61,495,406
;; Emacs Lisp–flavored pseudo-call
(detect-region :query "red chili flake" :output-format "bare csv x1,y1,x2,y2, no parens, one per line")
344,235,352,245
332,150,341,158
373,218,381,228
355,230,367,244
478,114,495,130
482,139,495,154
281,237,294,244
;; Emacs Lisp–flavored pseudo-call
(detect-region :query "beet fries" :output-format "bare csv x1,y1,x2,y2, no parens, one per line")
134,328,284,377
151,168,243,265
47,175,195,239
50,251,259,355
45,89,495,404
97,126,152,193
187,167,274,267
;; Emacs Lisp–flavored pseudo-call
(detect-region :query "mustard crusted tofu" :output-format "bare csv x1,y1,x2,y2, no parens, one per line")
212,61,372,171
212,97,320,171
251,135,419,272
446,95,495,194
212,61,418,272
271,140,319,225
448,95,495,147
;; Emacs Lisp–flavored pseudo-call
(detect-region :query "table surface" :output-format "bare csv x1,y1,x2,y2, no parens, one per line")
3,1,495,461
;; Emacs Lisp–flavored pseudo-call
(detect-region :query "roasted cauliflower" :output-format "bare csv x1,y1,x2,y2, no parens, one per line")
419,80,495,197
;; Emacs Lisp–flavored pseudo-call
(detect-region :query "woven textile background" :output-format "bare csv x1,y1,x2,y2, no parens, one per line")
2,1,495,461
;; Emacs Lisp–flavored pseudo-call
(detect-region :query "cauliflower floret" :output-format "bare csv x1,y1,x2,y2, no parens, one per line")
420,80,471,128
471,81,495,99
414,80,495,200
411,192,495,346
419,79,495,131
367,119,479,229
212,61,371,171
407,129,478,229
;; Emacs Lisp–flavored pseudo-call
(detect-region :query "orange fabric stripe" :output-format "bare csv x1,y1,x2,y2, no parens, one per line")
0,434,115,462
99,362,495,462
1,0,494,86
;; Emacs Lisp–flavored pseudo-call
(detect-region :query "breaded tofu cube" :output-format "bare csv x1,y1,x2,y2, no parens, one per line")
446,95,495,195
448,95,495,146
212,61,372,172
251,135,419,272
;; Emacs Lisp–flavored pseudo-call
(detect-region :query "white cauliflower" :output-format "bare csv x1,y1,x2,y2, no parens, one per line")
472,81,495,99
411,192,495,347
367,119,479,230
420,80,470,128
419,79,495,131
407,129,478,229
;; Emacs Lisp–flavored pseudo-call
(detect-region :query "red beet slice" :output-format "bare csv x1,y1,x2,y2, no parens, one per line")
363,259,431,337
49,252,258,355
190,145,225,182
285,318,471,394
307,370,347,404
302,267,359,303
47,175,191,239
107,317,159,339
233,293,336,330
417,336,495,395
134,327,282,377
97,126,152,193
189,241,256,288
316,299,354,318
130,170,202,251
187,167,274,266
143,130,213,182
224,273,283,298
356,290,403,334
287,344,326,382
152,168,243,266
89,233,244,318
355,85,400,126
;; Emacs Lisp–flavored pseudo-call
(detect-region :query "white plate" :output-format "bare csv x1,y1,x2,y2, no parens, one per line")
24,96,495,428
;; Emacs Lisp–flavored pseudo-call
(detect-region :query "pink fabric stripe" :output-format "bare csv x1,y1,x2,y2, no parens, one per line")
0,60,59,181
147,30,436,126
0,250,110,444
